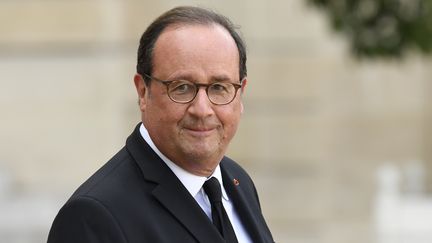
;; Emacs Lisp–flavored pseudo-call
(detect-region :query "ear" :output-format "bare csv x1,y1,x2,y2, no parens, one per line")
240,78,247,114
134,73,148,112
240,78,247,93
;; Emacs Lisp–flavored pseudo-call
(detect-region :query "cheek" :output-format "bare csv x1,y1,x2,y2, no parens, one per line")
156,105,187,127
218,106,242,133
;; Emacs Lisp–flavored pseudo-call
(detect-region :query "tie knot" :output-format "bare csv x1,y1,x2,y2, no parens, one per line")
203,177,222,203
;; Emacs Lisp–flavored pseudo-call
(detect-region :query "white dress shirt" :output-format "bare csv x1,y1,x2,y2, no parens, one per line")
140,123,252,243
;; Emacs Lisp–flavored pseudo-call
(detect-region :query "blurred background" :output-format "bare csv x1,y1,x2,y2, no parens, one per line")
1,0,432,242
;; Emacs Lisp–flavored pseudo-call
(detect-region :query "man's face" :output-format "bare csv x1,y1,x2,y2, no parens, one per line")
134,24,245,176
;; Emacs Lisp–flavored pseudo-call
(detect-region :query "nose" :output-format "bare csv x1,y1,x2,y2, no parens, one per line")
187,88,214,118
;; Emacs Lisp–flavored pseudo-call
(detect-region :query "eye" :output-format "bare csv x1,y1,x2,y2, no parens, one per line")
169,81,195,94
210,83,230,93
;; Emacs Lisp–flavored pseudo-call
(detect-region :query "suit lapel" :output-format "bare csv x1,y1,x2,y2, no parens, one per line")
221,159,266,243
126,124,224,243
151,177,223,243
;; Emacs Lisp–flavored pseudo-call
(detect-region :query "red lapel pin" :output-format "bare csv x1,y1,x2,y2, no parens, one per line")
233,178,240,186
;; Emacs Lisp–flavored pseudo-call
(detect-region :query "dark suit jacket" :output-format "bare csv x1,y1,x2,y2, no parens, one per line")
47,124,274,243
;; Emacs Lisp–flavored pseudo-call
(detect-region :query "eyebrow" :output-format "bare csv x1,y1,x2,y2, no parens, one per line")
212,75,232,82
169,74,234,83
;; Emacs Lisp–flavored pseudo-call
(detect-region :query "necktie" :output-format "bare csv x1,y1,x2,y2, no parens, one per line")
203,177,238,243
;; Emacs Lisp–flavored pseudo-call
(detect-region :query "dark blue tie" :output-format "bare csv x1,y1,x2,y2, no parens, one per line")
203,177,238,243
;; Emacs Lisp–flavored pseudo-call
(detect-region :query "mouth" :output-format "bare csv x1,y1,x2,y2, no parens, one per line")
183,127,216,137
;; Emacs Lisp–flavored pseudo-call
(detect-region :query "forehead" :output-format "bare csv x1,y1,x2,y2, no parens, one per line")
154,23,238,57
151,24,239,79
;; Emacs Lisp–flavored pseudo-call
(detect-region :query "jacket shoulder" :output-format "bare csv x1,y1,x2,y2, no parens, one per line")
70,147,140,201
47,196,128,243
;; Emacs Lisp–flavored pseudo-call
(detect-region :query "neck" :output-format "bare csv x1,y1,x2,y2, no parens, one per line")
171,156,221,177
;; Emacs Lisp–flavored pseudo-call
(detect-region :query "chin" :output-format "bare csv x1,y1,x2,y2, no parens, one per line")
182,144,221,161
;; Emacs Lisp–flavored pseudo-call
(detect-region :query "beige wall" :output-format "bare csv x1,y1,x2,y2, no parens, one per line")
1,1,431,243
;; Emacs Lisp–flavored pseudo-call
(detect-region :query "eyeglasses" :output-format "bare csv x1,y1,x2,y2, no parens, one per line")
142,73,243,105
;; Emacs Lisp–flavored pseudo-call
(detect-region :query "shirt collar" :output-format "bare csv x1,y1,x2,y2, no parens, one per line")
139,123,229,200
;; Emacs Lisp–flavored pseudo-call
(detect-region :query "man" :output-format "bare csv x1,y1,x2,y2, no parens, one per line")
47,6,274,243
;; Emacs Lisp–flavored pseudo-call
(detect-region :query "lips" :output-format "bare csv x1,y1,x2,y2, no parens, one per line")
185,127,214,132
183,126,216,137
180,118,220,137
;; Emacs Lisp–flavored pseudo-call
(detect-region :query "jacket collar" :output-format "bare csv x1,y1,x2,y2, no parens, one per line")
221,159,268,243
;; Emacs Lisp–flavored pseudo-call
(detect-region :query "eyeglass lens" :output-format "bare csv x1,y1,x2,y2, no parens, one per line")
167,80,237,104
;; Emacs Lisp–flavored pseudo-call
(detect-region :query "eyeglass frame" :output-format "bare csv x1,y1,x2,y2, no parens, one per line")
141,73,244,105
